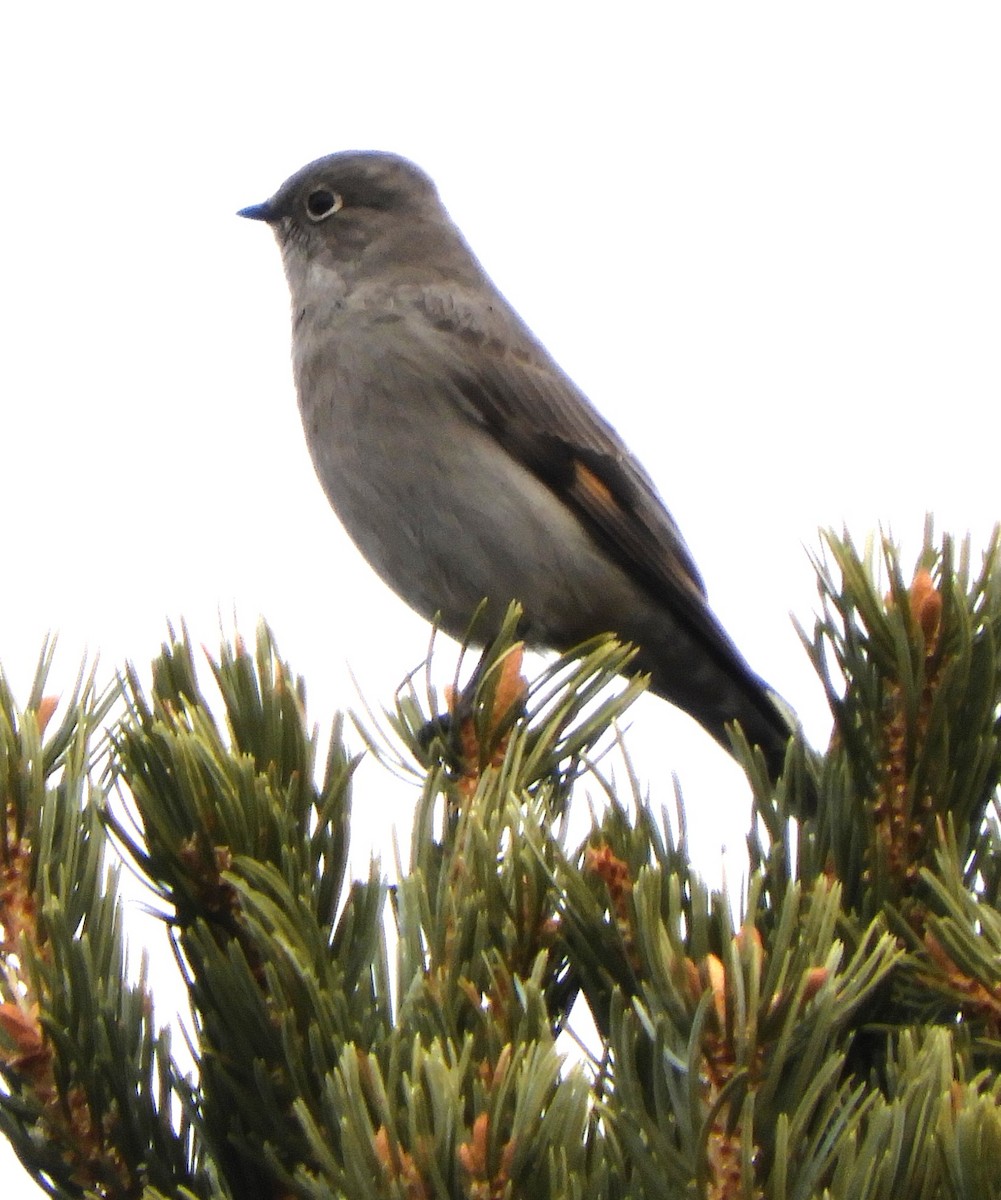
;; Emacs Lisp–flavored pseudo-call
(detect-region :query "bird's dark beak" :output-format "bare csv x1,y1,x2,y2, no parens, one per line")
237,200,276,222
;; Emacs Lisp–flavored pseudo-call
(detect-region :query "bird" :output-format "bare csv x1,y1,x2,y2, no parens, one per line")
238,150,801,784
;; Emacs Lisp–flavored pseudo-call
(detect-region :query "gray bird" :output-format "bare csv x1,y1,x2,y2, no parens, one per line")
239,151,799,782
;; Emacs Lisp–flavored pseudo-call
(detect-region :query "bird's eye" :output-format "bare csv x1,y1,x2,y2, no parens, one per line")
305,188,343,221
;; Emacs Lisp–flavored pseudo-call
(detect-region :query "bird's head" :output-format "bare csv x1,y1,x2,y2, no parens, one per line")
239,150,474,290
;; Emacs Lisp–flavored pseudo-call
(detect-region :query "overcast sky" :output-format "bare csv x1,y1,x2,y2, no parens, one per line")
3,4,1000,1193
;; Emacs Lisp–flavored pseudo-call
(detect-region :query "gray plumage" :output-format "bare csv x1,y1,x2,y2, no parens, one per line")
239,150,797,780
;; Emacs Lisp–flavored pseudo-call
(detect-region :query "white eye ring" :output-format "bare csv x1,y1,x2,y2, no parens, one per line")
305,188,344,222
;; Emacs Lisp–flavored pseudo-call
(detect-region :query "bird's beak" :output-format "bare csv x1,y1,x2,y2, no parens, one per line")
237,200,276,222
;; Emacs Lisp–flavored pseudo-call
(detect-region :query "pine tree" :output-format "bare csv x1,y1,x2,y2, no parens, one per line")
2,525,1001,1198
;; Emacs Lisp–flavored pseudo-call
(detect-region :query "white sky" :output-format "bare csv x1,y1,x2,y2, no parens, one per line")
3,4,1000,1193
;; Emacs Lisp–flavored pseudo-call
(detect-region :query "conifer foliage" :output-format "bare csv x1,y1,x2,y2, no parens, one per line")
2,527,1001,1198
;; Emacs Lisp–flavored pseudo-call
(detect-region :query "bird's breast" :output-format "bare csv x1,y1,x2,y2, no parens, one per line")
288,307,645,645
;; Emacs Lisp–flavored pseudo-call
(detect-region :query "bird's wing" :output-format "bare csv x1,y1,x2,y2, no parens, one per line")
407,285,732,647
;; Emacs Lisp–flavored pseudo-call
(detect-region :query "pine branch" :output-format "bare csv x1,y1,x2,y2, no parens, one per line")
109,627,388,1198
795,523,1001,918
0,645,197,1199
4,523,1001,1198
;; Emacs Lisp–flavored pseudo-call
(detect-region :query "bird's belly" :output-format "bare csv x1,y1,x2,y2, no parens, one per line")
299,376,639,647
